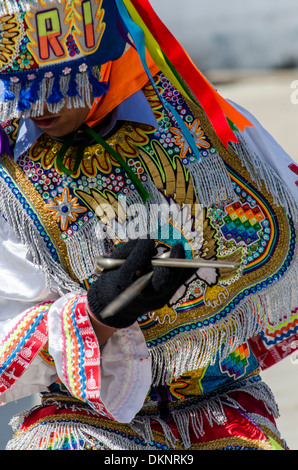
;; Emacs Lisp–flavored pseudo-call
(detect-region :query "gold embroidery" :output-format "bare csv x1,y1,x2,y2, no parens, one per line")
29,122,156,178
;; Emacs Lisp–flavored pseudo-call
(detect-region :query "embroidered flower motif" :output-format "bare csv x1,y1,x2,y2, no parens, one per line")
159,132,174,149
10,76,19,83
44,187,86,230
27,74,36,80
171,119,210,159
62,67,72,75
17,53,34,70
79,63,88,73
44,71,53,79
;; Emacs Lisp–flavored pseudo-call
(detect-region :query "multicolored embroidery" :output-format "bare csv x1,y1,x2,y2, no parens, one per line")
289,162,298,187
220,344,251,379
6,375,285,451
39,341,55,367
250,307,298,369
0,73,297,440
172,118,210,158
60,294,114,418
0,302,51,394
44,187,86,230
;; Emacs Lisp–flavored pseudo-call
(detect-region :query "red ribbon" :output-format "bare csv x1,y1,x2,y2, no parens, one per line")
129,0,253,147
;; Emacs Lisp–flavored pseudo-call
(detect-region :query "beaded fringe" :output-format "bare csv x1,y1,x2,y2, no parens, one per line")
130,380,280,450
186,152,237,207
149,244,298,385
1,66,102,123
63,172,298,385
6,380,279,450
231,132,298,222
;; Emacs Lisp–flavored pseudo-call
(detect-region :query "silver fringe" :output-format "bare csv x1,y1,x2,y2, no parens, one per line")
186,151,237,206
6,380,279,450
65,217,106,283
64,180,170,282
231,132,298,222
62,157,298,385
1,67,100,122
149,295,266,385
149,230,298,385
131,380,279,449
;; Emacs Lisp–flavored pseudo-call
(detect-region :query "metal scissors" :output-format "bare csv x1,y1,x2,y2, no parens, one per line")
96,252,240,320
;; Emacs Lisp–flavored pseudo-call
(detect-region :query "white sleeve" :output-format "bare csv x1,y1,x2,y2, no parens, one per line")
0,218,151,423
229,100,298,201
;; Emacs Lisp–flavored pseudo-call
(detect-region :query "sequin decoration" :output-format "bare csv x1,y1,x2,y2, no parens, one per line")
0,13,21,69
221,201,265,245
171,118,211,158
1,71,296,403
44,187,86,231
220,344,251,379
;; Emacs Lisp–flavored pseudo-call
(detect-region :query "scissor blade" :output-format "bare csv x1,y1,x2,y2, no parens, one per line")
96,256,240,270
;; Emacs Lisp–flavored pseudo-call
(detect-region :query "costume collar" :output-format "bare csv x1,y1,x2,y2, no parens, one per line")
14,89,158,162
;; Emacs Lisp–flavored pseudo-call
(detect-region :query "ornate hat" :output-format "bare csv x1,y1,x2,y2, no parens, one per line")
0,0,252,149
0,0,127,119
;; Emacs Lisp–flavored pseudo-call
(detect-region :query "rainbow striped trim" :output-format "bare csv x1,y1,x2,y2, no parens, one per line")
60,294,114,418
0,302,51,394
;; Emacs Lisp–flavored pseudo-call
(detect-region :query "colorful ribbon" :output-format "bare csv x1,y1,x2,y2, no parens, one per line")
115,0,203,163
120,0,254,148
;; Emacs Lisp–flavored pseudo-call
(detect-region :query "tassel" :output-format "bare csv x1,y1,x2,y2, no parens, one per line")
47,75,64,105
17,86,32,111
26,77,42,104
88,69,109,99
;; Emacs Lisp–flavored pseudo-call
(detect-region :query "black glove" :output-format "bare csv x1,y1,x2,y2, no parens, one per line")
87,239,193,328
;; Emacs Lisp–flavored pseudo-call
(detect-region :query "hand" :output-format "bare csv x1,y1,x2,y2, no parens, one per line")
87,239,192,328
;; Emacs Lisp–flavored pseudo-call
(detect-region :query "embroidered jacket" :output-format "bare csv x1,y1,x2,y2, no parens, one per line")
0,73,297,447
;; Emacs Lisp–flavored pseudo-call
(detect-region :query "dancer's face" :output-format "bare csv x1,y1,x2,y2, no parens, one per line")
29,102,91,137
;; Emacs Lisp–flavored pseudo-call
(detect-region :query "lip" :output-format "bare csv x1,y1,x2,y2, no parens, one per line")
31,116,60,129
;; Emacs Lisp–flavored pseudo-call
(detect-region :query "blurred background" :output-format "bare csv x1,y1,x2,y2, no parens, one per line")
1,0,298,450
151,0,298,70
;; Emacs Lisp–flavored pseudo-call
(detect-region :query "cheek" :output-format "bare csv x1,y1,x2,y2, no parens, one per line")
60,107,90,133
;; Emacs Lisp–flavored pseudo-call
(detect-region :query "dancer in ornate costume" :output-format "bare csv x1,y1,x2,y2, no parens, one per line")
0,0,297,451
